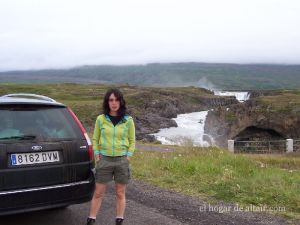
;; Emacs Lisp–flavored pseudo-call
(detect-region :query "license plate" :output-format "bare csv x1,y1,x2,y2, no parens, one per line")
11,151,60,166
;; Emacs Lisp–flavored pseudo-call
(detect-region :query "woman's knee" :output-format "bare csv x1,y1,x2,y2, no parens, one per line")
93,190,105,199
93,184,107,199
116,188,126,199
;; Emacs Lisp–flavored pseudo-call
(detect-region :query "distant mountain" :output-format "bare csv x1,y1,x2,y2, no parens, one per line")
1,63,300,90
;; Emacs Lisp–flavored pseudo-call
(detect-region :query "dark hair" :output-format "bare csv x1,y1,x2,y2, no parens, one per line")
103,88,127,117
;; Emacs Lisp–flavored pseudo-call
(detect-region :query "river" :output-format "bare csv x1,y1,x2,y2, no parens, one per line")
151,90,250,146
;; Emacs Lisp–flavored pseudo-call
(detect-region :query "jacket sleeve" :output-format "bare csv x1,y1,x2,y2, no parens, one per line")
127,118,136,157
92,116,101,156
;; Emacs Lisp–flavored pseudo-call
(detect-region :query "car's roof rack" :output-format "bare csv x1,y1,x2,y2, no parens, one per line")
1,93,57,103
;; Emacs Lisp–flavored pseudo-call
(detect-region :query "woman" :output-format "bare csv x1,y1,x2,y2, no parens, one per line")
86,88,135,225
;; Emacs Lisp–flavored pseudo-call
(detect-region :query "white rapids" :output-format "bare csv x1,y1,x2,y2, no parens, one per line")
151,111,215,147
213,90,250,102
151,91,249,147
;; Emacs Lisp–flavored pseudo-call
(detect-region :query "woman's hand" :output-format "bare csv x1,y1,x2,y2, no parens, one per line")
126,156,131,161
95,154,101,162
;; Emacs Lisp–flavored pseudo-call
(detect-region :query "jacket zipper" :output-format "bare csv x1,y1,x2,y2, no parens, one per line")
107,115,125,156
112,119,123,156
112,126,116,156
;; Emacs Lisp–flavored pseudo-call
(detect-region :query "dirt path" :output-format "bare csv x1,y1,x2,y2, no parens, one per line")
125,180,291,225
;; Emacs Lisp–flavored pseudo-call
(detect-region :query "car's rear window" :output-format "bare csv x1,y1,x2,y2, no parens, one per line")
0,105,83,140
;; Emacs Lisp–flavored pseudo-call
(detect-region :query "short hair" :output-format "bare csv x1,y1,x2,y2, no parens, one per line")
103,88,127,117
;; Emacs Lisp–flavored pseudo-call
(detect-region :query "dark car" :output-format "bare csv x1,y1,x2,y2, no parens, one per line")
0,93,95,215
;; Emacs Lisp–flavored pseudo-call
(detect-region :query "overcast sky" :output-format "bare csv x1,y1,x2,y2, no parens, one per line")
0,0,299,71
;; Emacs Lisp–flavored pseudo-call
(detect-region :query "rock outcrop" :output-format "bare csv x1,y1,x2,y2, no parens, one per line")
204,95,300,148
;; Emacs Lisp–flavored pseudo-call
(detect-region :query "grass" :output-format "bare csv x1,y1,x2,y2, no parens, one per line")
257,90,300,113
131,145,300,221
246,153,300,170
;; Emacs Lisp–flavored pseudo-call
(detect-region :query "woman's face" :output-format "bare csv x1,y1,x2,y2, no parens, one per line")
108,93,120,114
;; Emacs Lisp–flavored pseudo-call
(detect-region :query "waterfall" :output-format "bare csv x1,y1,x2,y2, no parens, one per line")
213,90,250,102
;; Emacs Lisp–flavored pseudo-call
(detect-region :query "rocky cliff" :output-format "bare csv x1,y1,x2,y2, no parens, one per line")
204,90,300,148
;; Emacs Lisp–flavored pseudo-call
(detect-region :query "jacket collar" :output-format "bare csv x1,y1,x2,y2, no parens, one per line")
104,114,129,123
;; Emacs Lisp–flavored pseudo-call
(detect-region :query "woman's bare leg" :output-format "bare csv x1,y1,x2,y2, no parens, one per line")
115,183,126,218
89,183,107,217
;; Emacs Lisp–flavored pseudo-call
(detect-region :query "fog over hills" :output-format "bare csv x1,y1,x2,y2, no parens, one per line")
1,63,300,90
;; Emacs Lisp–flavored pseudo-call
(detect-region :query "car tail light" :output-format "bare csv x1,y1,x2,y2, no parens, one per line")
67,107,93,161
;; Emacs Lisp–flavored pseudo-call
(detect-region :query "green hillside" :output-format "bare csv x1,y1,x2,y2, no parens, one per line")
1,63,300,90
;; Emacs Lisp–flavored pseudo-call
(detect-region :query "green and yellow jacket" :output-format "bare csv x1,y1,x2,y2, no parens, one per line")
92,114,136,157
